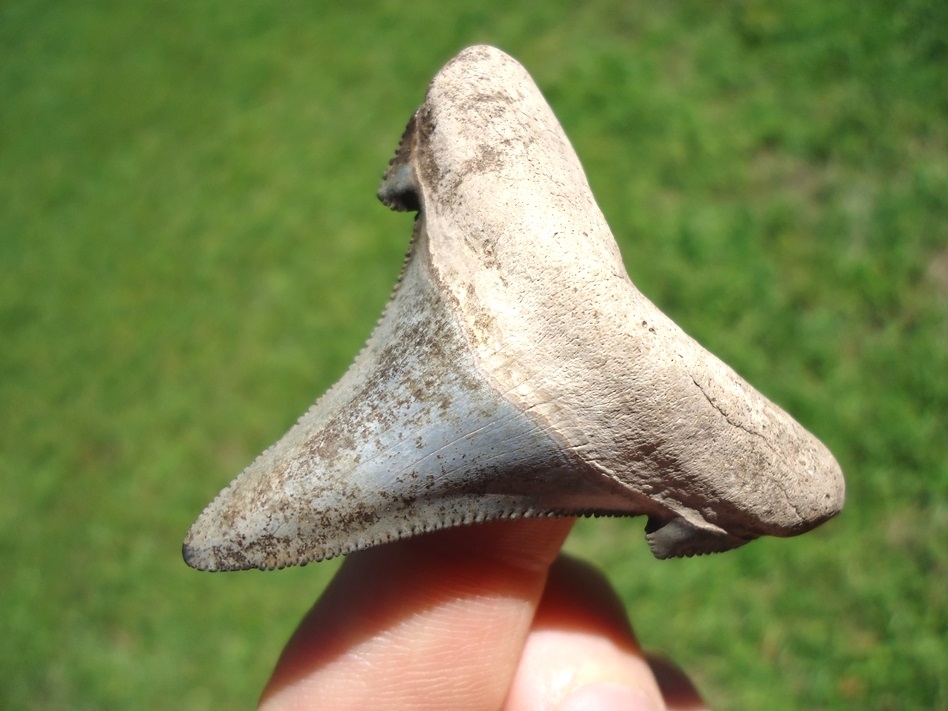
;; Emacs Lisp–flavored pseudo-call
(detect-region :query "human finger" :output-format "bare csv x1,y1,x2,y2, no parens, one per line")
504,555,666,710
259,517,574,711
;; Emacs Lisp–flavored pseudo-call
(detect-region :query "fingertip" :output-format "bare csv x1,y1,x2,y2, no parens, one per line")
505,558,664,711
503,626,665,711
535,555,639,648
505,555,706,711
559,683,663,711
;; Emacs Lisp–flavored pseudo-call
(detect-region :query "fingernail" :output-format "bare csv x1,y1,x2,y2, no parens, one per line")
559,682,662,711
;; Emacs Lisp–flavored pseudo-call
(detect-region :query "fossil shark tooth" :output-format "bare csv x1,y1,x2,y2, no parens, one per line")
183,45,845,572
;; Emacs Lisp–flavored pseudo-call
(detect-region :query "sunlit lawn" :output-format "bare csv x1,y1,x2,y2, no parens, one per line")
2,1,946,709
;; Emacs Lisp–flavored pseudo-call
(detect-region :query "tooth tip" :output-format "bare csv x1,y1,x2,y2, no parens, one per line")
181,538,221,572
181,525,229,572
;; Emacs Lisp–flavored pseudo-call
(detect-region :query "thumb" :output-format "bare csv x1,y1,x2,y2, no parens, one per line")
505,556,707,711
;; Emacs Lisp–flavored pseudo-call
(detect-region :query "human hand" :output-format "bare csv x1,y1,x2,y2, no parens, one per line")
258,519,706,710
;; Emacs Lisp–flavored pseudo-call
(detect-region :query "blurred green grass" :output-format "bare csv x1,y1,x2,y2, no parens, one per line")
2,1,945,708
